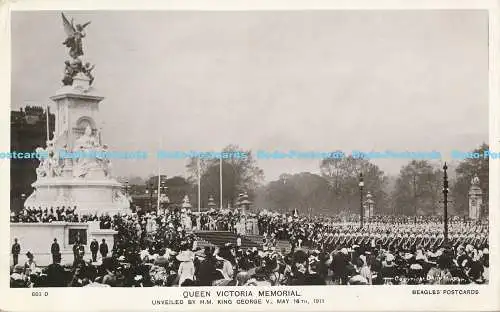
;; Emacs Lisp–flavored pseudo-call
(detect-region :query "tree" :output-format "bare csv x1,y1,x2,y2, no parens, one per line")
391,160,442,216
186,145,264,208
143,175,196,209
262,172,332,215
319,154,389,214
263,174,298,214
164,176,195,206
450,143,489,216
116,175,145,195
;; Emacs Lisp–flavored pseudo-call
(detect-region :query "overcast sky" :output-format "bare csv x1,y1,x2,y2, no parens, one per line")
11,10,488,182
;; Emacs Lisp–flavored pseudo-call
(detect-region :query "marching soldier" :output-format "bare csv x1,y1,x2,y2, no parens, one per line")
331,232,340,249
414,233,423,249
339,231,346,248
435,233,444,249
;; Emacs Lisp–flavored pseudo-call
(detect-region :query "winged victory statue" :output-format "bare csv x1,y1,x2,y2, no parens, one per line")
61,13,95,86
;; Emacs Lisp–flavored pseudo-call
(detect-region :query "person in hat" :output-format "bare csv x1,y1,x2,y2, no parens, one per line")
331,248,350,285
347,258,369,285
11,238,20,266
212,259,228,284
426,250,453,285
90,238,99,262
196,246,218,286
467,249,485,284
10,264,29,288
99,239,109,259
51,238,60,264
215,247,234,280
44,253,66,287
306,254,326,285
358,255,372,285
154,249,169,268
289,250,308,285
24,251,37,276
236,234,242,249
235,271,252,286
177,249,195,286
102,257,124,287
380,253,397,284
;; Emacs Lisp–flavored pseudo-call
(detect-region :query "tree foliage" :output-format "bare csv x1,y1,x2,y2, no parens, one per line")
186,145,264,208
391,160,442,216
450,143,489,216
319,155,389,214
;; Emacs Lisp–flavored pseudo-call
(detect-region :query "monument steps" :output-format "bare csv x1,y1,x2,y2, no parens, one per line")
244,234,292,252
193,231,260,249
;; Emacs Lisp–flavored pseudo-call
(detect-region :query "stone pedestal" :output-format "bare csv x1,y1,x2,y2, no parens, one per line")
24,74,130,216
10,222,117,266
26,178,130,216
469,184,483,220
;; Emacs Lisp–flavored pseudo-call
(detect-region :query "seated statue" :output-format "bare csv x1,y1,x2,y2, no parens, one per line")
73,125,100,178
74,125,99,151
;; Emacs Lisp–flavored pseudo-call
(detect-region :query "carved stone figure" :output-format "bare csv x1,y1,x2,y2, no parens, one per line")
62,60,75,86
35,147,48,178
96,144,111,178
35,142,62,178
82,62,95,85
73,125,100,178
62,13,90,59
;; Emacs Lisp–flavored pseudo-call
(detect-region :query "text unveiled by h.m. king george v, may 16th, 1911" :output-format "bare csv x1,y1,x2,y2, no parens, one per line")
151,290,326,306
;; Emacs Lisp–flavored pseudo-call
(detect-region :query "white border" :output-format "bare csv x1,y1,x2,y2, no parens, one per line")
0,0,499,311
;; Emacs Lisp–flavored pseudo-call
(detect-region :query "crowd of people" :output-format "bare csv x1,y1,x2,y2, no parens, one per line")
10,206,97,223
10,206,489,287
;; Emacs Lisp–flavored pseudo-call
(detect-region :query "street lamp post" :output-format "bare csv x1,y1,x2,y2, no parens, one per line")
159,178,167,214
443,162,449,245
365,191,374,220
359,173,364,228
281,175,287,215
21,193,26,211
148,181,154,211
412,175,417,224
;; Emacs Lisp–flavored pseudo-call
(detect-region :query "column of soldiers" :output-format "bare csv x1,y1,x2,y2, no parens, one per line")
312,228,488,252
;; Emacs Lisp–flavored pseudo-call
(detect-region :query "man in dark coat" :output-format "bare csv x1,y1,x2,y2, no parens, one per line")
331,248,350,285
51,238,60,264
44,253,66,287
196,247,218,286
99,239,109,259
72,238,81,262
90,238,99,262
12,238,20,266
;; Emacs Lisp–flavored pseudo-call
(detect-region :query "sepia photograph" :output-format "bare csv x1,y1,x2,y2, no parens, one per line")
1,3,498,312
